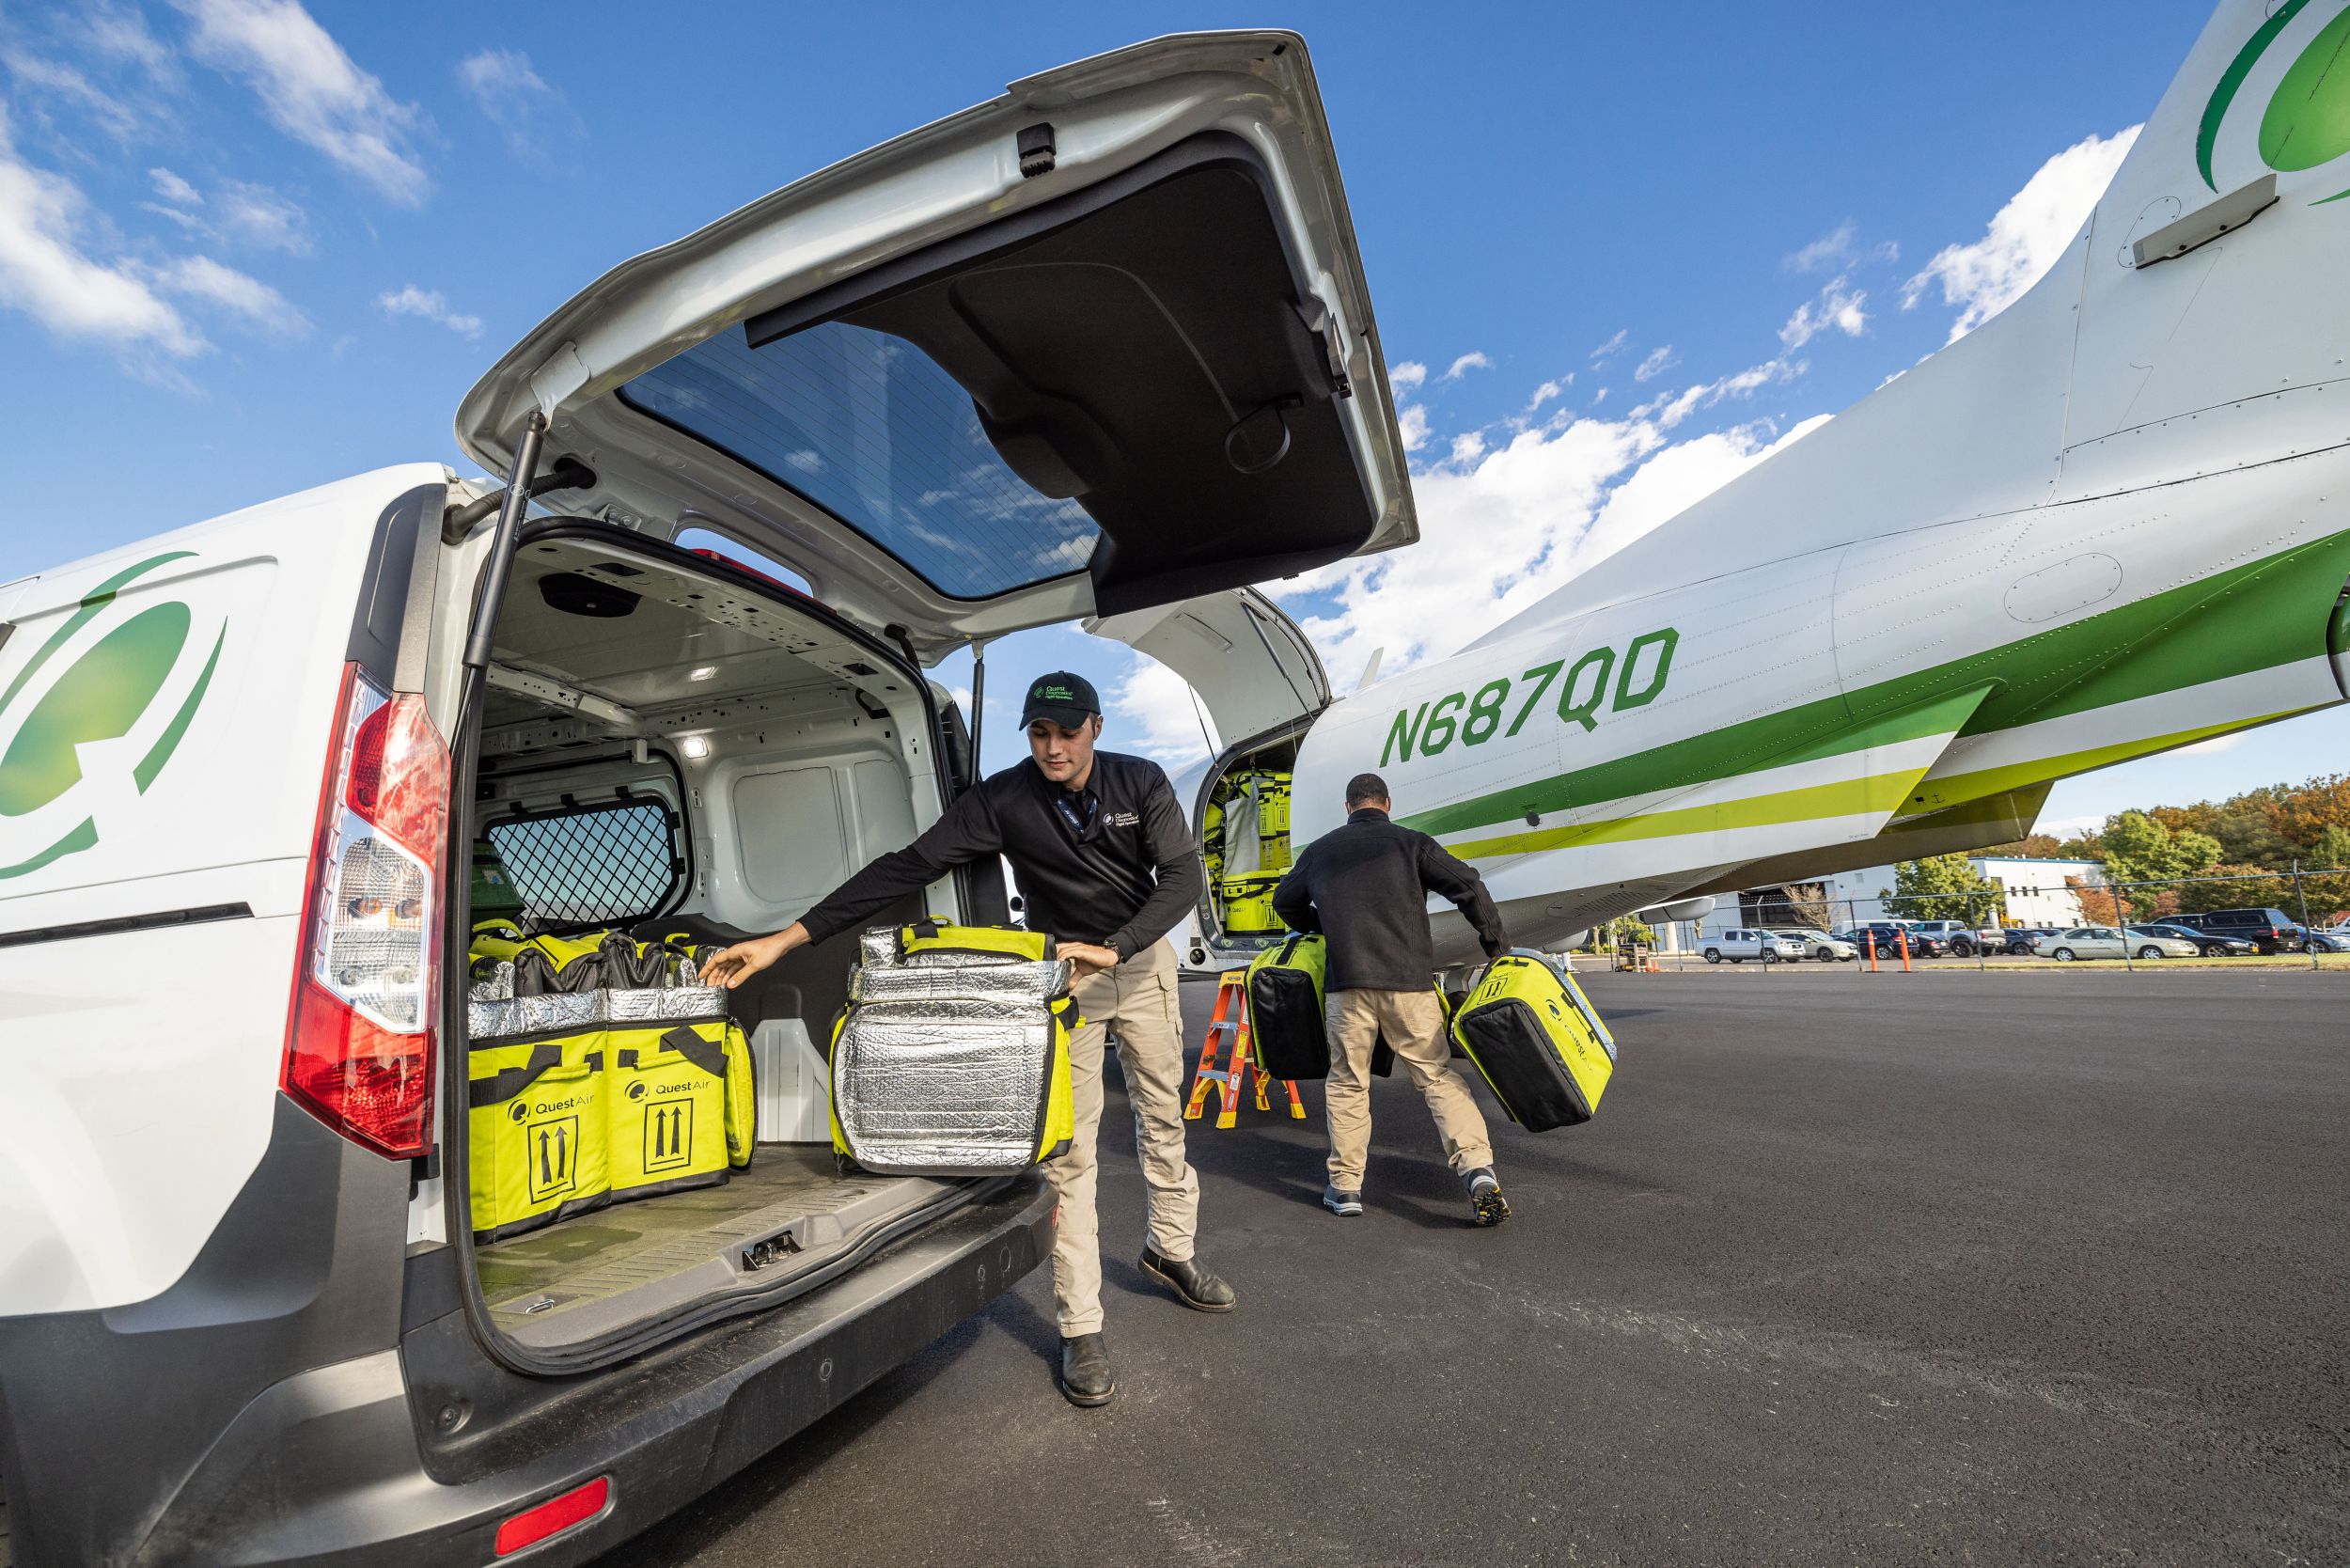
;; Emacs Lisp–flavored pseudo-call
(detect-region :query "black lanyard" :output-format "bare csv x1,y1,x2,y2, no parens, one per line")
1054,790,1100,840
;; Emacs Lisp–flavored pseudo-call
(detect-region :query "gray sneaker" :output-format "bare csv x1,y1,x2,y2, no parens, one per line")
1322,1184,1364,1216
1463,1168,1512,1227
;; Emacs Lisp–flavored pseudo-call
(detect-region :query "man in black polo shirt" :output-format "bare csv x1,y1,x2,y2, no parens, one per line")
1272,771,1514,1226
701,671,1234,1408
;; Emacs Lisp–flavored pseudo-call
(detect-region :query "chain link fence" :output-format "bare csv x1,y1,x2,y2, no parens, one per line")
1624,864,2350,974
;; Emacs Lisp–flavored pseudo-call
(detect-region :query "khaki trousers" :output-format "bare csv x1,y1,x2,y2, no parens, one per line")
1324,988,1495,1190
1046,940,1200,1336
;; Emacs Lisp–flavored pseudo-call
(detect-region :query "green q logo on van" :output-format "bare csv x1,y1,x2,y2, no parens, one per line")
0,551,224,881
2199,0,2350,202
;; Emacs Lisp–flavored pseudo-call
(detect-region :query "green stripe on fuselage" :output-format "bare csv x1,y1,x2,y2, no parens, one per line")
1401,527,2350,839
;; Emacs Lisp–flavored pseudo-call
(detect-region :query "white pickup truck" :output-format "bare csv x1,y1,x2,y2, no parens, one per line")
1700,929,1809,964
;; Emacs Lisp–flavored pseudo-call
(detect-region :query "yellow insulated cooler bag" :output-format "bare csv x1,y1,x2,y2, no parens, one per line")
1220,873,1284,935
605,1021,734,1198
1246,933,1329,1079
894,918,1055,963
1450,953,1618,1131
466,1030,609,1242
827,924,1078,1176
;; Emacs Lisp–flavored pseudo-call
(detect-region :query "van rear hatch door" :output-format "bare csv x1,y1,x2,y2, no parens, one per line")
453,32,1414,662
1085,587,1329,745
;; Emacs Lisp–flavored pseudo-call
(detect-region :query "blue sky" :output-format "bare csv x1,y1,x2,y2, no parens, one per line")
3,0,2340,833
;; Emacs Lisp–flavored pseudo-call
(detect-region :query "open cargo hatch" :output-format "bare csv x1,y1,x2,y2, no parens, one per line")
1086,587,1330,748
454,32,1417,662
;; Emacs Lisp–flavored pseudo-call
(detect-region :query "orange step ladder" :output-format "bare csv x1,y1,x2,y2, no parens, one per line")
1184,971,1305,1128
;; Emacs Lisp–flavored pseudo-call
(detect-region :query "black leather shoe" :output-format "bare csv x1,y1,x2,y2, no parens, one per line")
1139,1247,1237,1312
1059,1333,1115,1406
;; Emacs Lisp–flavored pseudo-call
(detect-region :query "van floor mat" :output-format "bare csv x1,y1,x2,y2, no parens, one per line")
474,1146,953,1350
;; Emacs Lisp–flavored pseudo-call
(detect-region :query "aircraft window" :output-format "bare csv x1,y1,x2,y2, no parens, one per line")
618,321,1100,600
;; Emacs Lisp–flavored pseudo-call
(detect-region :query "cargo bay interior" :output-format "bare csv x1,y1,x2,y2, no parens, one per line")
1198,733,1303,947
457,530,987,1355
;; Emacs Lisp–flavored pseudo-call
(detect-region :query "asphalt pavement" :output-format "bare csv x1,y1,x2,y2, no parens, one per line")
597,966,2350,1567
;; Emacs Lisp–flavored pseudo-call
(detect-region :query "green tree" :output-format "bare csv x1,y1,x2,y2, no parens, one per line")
2306,824,2350,923
2094,810,2219,917
1880,854,2005,923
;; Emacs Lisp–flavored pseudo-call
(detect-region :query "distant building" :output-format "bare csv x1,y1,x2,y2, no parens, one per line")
1684,855,2108,942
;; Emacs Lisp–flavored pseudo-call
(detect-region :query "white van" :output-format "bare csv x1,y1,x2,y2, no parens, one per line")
0,32,1413,1566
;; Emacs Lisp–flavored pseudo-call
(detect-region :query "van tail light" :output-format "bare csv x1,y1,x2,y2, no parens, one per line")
494,1477,610,1555
282,665,447,1158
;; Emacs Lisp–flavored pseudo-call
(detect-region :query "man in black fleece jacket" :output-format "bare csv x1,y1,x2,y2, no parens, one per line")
702,671,1233,1408
1272,771,1514,1226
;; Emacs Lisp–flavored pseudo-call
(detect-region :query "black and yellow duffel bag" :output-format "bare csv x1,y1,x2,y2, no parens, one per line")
467,1027,609,1242
1449,952,1618,1130
1245,933,1329,1079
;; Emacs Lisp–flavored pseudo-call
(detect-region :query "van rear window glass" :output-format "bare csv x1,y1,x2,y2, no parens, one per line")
617,323,1099,600
483,800,683,930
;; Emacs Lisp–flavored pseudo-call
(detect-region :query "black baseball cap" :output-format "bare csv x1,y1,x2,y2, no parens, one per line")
1020,670,1101,729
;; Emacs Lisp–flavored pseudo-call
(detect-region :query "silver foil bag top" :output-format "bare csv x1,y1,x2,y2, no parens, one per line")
604,985,728,1023
467,988,603,1042
832,1001,1054,1175
466,984,729,1040
850,958,1072,1007
468,960,516,1003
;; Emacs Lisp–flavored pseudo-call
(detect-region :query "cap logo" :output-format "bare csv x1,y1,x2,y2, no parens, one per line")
1037,684,1073,701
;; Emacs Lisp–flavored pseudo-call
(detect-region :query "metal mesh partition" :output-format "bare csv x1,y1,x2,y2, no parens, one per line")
483,798,684,931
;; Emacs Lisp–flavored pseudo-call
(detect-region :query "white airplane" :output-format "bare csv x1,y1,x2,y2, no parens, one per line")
1096,0,2350,971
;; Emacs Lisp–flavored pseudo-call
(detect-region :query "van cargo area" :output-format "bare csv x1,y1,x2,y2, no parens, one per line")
454,527,984,1356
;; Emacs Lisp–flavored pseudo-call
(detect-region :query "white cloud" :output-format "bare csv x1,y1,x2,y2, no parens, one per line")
0,105,208,370
146,254,308,337
1588,328,1628,365
1397,403,1431,452
1522,377,1566,415
457,48,583,167
1784,223,1856,274
1778,275,1869,350
177,0,431,206
84,4,181,86
377,282,480,337
1902,124,2140,343
1284,369,1829,682
2,49,145,143
1443,350,1492,382
148,166,202,206
2176,732,2246,757
1449,431,1486,464
213,180,309,252
1632,345,1678,382
1781,223,1900,276
1388,359,1427,391
1108,656,1220,768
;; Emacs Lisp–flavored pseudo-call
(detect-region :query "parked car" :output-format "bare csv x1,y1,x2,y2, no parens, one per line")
1849,922,1947,957
2138,921,2257,957
1771,928,1858,962
2035,927,2201,961
1996,926,2063,955
2167,907,2309,953
2304,928,2350,953
1907,919,1975,949
1702,929,1810,964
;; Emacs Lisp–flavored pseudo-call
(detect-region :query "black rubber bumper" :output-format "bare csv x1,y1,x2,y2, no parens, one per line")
122,1174,1053,1566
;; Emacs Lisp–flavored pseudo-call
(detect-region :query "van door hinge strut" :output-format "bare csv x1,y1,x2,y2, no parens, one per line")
462,412,549,670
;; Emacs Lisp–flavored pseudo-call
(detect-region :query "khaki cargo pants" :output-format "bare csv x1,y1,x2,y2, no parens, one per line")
1324,988,1494,1190
1048,940,1200,1337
